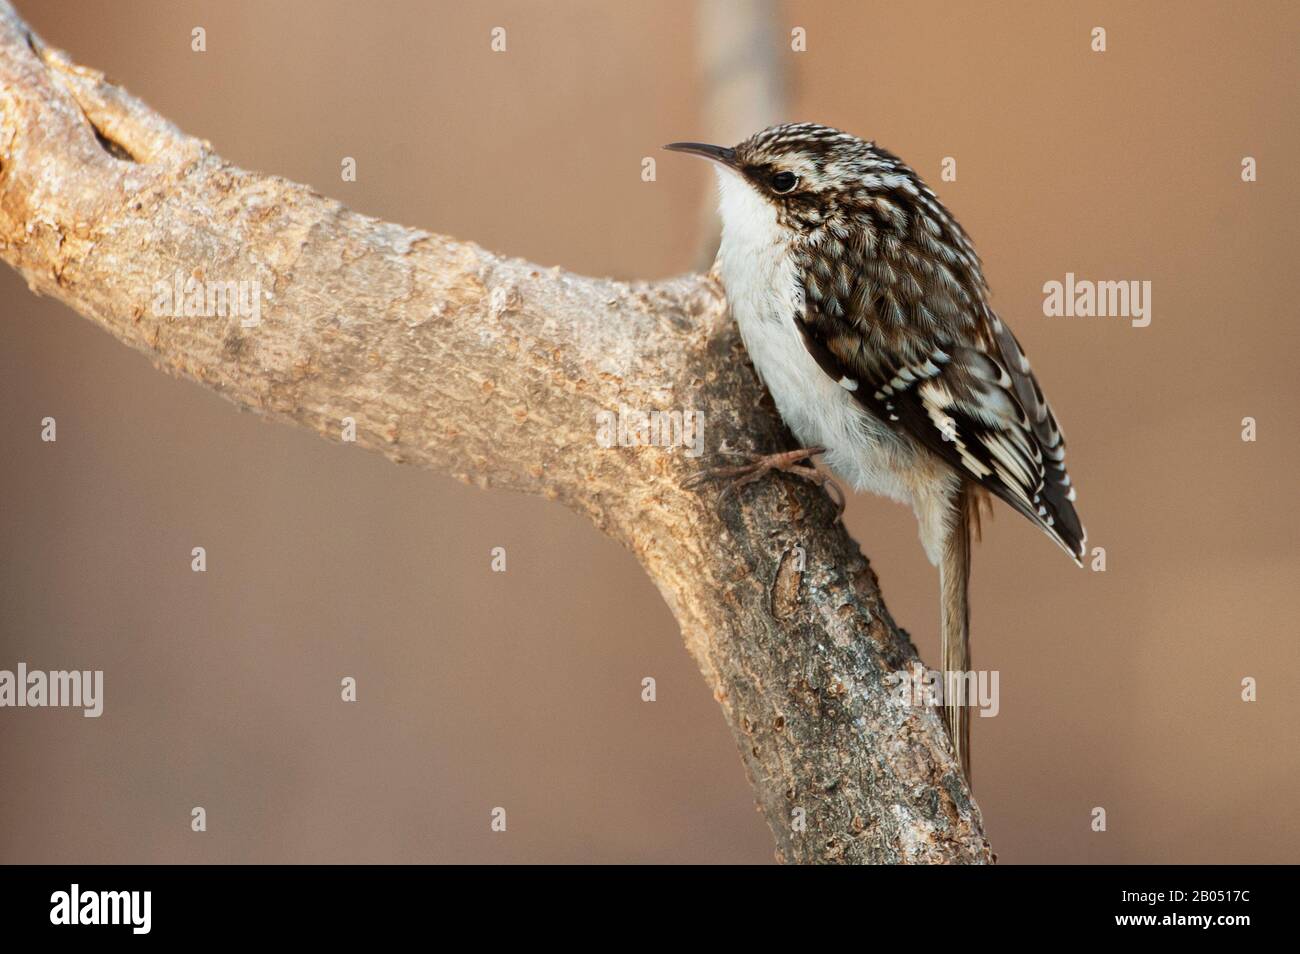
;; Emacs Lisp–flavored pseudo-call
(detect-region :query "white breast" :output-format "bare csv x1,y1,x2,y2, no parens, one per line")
712,169,935,517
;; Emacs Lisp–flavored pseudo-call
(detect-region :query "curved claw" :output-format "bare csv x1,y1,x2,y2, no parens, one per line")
682,464,747,490
825,476,847,516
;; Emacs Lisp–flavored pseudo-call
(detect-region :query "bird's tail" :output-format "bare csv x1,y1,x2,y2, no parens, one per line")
940,484,975,783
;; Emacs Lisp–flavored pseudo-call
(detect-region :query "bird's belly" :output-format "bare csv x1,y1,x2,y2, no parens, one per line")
721,258,917,506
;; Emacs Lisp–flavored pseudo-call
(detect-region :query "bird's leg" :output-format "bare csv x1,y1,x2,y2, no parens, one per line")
684,445,846,516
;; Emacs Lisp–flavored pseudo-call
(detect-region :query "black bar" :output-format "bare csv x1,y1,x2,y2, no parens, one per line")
0,864,1280,940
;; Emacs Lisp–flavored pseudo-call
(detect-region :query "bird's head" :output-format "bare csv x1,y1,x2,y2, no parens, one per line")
665,122,887,234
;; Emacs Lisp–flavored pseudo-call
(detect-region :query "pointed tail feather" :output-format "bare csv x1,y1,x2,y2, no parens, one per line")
940,485,974,783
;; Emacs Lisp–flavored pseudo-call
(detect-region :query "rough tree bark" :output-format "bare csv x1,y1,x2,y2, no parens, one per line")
0,2,991,863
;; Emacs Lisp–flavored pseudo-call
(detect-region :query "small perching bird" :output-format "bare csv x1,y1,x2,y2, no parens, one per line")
666,123,1085,781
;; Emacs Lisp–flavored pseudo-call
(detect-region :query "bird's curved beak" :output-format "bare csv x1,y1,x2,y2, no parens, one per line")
663,142,737,169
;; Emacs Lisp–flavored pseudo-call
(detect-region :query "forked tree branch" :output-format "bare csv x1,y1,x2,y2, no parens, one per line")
0,2,990,863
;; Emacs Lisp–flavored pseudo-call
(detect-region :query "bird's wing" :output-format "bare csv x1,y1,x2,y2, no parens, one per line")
793,220,1086,562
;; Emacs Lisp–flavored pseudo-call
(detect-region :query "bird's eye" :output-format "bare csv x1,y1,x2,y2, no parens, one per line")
770,171,799,194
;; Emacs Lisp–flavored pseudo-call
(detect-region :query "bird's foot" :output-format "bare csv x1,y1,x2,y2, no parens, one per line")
684,445,845,516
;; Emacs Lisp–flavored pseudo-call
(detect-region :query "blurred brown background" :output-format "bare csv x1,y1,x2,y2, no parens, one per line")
2,1,1297,864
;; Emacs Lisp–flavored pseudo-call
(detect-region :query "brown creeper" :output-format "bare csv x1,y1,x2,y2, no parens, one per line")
666,124,1085,781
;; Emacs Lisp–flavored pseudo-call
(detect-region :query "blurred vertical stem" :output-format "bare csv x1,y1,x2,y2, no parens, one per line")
691,0,789,270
